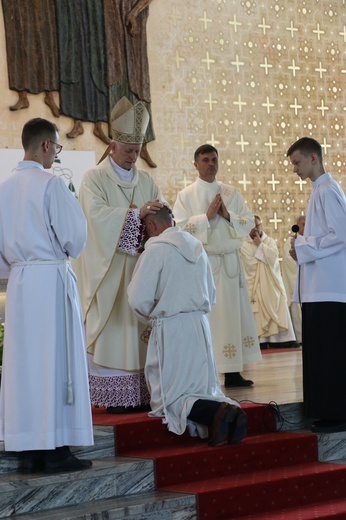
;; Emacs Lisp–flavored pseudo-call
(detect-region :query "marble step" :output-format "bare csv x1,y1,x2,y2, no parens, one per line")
7,490,197,520
278,403,346,463
0,426,115,474
0,456,155,518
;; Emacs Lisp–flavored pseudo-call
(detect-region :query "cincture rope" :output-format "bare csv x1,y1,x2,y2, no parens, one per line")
150,311,205,431
149,317,169,426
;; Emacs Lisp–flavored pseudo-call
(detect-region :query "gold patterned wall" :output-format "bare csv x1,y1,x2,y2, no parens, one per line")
146,0,346,253
0,0,345,254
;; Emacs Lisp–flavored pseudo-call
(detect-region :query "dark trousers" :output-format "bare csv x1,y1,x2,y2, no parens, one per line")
302,302,346,420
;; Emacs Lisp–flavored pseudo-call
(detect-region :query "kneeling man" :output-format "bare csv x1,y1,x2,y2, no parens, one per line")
128,206,247,446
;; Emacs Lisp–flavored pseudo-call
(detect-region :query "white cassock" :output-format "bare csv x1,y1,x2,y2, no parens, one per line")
281,236,302,343
240,232,296,344
173,178,261,374
127,226,239,439
0,161,93,451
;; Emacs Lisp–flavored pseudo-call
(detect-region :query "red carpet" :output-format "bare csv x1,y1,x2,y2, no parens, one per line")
262,347,302,354
92,404,346,519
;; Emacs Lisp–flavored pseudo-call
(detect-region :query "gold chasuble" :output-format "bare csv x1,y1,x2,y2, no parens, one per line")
73,158,162,371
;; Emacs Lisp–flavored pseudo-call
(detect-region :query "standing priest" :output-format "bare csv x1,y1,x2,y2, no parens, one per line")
240,215,296,348
173,144,261,388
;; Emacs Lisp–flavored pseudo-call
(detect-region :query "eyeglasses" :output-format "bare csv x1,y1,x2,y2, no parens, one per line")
49,140,63,154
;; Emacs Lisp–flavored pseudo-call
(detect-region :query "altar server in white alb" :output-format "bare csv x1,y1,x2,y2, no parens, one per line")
0,118,93,474
128,206,247,447
288,137,346,434
173,144,261,388
240,215,296,348
73,97,165,414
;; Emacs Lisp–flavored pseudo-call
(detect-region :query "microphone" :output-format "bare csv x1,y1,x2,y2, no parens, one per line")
291,224,301,305
291,224,299,238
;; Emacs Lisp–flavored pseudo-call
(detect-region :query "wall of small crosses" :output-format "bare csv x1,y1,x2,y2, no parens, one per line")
0,0,345,255
146,0,346,253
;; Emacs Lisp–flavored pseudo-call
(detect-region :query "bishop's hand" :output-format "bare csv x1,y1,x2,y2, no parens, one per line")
139,200,164,219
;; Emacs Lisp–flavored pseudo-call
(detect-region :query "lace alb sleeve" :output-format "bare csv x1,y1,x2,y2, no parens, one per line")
118,209,143,256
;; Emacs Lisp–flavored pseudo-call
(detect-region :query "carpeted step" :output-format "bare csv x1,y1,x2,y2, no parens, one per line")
161,461,346,519
121,431,318,487
92,402,278,453
90,403,346,519
238,497,346,519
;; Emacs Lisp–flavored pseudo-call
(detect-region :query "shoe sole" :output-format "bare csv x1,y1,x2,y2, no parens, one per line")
208,405,239,447
44,459,92,474
107,405,151,414
228,409,248,444
224,381,254,388
311,424,346,433
21,466,45,474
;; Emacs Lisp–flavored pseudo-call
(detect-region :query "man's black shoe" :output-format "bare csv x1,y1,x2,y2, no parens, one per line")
228,407,248,444
311,420,346,433
208,403,238,446
21,455,45,474
44,454,92,474
107,406,127,414
107,404,151,414
224,372,254,387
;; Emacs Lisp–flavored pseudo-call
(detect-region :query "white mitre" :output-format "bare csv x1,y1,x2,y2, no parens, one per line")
110,96,149,144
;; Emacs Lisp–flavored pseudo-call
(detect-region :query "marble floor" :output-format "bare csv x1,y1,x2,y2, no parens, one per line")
221,348,303,406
